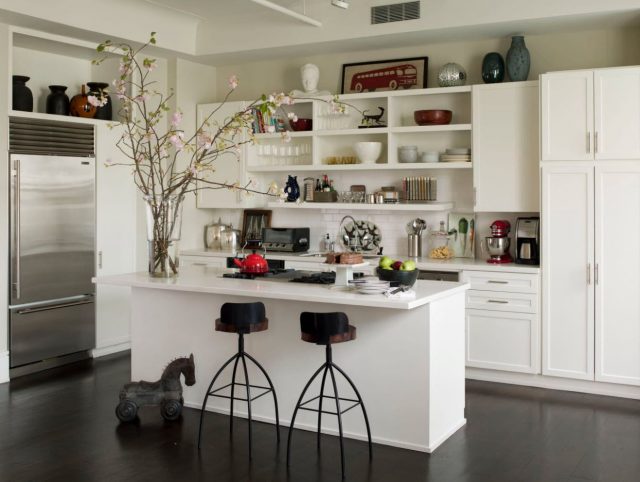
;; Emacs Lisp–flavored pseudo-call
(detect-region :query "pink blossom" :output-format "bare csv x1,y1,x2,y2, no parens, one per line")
266,125,276,133
287,112,298,122
189,166,198,175
228,75,239,90
143,58,157,72
118,62,132,75
171,111,183,127
169,134,184,151
197,133,212,149
87,95,107,107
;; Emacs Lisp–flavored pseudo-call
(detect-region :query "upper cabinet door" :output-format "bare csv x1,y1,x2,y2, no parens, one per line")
541,71,594,161
472,82,539,212
594,68,640,160
196,101,246,209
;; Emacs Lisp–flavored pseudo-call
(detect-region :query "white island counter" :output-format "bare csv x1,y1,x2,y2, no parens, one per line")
95,266,469,453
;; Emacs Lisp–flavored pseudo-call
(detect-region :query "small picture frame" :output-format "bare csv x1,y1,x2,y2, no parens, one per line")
241,209,272,249
340,57,428,94
448,213,475,258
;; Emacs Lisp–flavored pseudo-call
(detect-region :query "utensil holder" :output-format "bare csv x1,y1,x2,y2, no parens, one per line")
408,234,422,257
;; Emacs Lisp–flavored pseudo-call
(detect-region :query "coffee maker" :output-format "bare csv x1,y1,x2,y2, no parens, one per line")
515,217,540,265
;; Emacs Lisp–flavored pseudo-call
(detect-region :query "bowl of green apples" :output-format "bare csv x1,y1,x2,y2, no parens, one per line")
376,256,418,287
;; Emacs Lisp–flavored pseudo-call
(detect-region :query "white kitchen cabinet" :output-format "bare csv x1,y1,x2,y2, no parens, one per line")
541,67,640,161
594,164,640,386
196,101,247,208
541,164,594,380
472,82,539,211
95,123,137,353
180,255,227,269
462,270,540,374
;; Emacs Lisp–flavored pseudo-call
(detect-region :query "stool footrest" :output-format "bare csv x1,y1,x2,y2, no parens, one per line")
208,383,273,403
299,394,362,416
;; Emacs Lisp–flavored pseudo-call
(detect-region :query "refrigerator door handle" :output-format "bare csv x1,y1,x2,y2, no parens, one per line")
13,158,21,300
16,298,94,315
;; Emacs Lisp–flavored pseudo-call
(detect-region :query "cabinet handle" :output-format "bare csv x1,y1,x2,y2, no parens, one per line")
586,132,591,153
587,263,591,285
595,263,599,285
13,159,21,300
98,251,103,269
595,132,599,154
487,299,509,304
487,280,508,284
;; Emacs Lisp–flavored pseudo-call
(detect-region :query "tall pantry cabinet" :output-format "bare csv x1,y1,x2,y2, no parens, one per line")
541,67,640,386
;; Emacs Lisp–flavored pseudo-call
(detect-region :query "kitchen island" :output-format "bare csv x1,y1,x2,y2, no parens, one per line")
94,266,469,453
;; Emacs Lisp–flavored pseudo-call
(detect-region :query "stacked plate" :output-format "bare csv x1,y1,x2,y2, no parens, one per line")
349,277,391,295
440,148,471,163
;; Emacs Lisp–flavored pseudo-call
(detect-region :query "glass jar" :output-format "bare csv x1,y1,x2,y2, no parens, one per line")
427,221,454,259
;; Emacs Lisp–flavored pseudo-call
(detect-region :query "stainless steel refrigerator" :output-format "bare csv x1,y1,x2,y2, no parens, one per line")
9,119,96,376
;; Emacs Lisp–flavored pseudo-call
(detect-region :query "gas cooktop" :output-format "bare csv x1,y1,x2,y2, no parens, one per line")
222,270,366,284
222,268,295,280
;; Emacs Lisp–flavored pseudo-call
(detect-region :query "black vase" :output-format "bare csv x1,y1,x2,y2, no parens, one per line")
482,53,505,83
87,82,112,120
12,75,33,112
46,85,70,115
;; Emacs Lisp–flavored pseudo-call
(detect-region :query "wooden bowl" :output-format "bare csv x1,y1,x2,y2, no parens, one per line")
414,109,452,126
290,118,312,131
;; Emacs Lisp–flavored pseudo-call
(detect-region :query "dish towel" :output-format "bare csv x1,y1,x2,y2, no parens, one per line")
384,288,416,299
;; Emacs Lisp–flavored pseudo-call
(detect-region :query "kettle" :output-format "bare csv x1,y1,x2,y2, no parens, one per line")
204,218,229,250
233,248,269,274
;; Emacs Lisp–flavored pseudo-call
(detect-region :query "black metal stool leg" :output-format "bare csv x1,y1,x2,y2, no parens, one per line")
287,363,327,468
316,363,330,450
198,352,240,449
244,352,281,443
332,363,374,460
228,353,241,438
328,363,346,479
240,352,253,459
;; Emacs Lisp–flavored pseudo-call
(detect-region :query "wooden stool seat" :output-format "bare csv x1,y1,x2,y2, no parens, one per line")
301,324,356,344
215,318,269,334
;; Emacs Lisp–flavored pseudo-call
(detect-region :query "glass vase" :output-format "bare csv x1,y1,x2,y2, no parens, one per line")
144,195,184,277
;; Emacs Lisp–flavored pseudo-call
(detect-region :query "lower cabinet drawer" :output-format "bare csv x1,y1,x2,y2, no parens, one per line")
461,270,539,293
466,290,538,313
466,309,540,374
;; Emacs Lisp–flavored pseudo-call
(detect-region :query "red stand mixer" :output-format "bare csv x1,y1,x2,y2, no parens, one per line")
484,220,513,264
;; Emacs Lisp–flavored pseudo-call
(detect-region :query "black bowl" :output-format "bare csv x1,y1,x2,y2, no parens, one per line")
376,267,419,287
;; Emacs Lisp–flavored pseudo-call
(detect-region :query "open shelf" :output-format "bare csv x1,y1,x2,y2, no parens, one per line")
314,127,388,136
391,124,472,134
9,109,114,125
253,131,313,139
247,162,471,172
266,201,454,211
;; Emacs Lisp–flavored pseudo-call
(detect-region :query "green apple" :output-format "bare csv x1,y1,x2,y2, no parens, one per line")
382,266,393,270
400,260,416,271
379,256,394,269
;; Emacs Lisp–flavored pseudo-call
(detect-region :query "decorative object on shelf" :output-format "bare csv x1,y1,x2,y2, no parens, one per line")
359,107,386,128
313,191,338,202
94,33,291,276
354,141,383,164
241,209,272,249
290,63,331,97
506,35,531,82
324,156,357,165
340,217,381,251
398,145,418,163
284,175,300,202
115,354,195,423
12,75,33,112
402,176,437,201
341,56,428,94
447,213,475,258
290,117,312,131
413,109,452,126
87,82,112,120
437,63,467,87
481,52,505,83
303,177,315,201
428,221,454,259
69,84,97,118
45,85,70,115
419,151,439,163
441,147,471,162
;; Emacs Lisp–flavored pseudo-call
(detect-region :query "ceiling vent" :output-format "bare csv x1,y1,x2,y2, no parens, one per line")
371,1,420,25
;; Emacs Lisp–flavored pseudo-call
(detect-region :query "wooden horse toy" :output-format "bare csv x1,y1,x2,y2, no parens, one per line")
115,354,196,422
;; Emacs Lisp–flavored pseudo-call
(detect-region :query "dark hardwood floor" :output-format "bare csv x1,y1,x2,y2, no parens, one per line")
0,353,639,482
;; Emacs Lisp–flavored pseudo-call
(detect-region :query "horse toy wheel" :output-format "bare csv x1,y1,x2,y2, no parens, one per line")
116,400,138,422
161,399,182,421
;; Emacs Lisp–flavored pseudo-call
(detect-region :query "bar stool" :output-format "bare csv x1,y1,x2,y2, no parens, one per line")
287,311,372,478
197,301,280,457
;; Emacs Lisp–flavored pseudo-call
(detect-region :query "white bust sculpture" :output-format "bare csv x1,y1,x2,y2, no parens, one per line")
290,63,331,97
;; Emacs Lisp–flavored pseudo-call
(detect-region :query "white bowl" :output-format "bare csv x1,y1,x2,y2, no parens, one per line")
354,142,383,164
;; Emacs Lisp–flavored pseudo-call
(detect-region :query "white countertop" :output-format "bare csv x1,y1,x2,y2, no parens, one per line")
93,266,469,310
180,249,541,274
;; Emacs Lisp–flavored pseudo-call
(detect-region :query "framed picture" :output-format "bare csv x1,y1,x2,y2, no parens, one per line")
340,57,428,94
448,213,475,258
241,209,272,249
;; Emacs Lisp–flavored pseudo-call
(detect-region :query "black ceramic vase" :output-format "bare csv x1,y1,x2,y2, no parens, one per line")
482,52,505,83
87,82,112,120
506,35,531,82
46,85,70,115
12,75,33,112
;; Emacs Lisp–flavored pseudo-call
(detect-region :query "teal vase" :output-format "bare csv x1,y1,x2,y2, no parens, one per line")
506,36,530,82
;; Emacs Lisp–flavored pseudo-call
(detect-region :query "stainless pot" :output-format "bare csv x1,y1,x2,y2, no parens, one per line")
221,226,241,252
204,218,229,250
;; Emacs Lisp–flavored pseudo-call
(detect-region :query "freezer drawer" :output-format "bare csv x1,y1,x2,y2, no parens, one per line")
10,298,95,368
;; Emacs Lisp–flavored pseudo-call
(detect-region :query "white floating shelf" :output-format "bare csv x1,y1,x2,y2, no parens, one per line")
267,201,454,211
253,131,313,139
9,110,114,125
391,124,472,134
247,162,471,172
314,128,388,136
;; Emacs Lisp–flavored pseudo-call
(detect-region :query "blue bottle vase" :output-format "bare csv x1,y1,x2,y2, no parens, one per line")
506,36,531,82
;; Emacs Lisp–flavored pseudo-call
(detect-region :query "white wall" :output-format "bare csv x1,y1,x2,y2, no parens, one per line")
214,27,640,99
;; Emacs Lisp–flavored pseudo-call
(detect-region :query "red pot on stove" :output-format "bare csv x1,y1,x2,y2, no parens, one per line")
233,251,269,274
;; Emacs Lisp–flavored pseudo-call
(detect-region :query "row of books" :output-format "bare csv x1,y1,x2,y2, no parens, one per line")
250,108,286,134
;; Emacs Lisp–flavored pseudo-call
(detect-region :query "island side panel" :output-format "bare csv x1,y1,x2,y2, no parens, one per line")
130,286,457,452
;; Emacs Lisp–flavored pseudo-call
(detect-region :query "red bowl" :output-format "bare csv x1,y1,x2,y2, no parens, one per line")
414,110,452,126
290,118,312,131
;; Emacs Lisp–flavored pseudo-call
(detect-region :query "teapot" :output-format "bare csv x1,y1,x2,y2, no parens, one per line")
233,248,269,274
